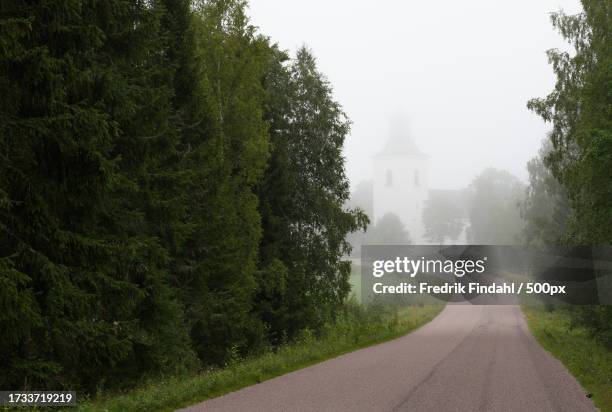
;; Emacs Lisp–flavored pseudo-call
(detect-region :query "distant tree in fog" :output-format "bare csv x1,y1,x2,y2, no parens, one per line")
367,213,412,244
422,196,464,244
520,139,570,246
345,181,373,255
347,181,373,219
467,168,525,244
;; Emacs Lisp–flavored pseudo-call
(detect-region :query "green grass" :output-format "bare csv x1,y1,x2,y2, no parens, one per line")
522,305,612,412
74,303,443,412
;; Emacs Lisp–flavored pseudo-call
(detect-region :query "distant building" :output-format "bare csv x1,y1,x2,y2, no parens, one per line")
371,121,468,244
372,120,429,243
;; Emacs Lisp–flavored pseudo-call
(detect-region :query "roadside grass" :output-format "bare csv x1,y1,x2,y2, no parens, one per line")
522,305,612,412
75,302,443,412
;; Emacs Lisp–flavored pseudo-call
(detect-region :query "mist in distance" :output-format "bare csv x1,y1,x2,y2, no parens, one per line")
248,0,582,190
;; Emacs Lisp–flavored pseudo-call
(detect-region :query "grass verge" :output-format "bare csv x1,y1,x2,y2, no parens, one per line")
522,305,612,411
75,302,443,412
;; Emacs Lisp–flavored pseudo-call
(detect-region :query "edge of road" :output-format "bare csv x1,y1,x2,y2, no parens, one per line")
78,304,445,412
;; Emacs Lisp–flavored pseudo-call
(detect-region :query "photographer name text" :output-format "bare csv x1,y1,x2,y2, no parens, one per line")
372,282,566,296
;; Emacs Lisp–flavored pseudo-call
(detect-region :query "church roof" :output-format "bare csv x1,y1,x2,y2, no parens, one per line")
373,134,429,158
374,116,429,158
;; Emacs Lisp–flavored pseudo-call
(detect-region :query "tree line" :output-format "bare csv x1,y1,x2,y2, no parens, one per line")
523,0,611,347
347,168,526,249
0,0,366,392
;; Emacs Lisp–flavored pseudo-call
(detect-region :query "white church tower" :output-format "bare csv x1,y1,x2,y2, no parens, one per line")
372,118,430,243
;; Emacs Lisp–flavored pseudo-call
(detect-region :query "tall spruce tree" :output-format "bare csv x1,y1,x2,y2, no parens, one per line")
0,0,195,391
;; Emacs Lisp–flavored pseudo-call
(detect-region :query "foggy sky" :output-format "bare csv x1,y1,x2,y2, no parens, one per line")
248,0,582,190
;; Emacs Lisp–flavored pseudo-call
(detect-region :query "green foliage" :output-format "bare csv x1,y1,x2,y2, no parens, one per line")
0,0,195,391
171,0,271,366
77,303,443,412
523,305,612,411
526,0,611,345
527,0,611,244
257,46,368,342
347,181,374,219
0,0,367,394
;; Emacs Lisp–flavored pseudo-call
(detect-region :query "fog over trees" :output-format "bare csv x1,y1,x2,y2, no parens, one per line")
467,168,525,245
346,0,610,346
422,195,465,245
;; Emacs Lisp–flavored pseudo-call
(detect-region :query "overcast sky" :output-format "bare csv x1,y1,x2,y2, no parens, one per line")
248,0,582,190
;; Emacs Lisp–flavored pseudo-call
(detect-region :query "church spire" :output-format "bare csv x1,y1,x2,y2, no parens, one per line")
375,115,425,157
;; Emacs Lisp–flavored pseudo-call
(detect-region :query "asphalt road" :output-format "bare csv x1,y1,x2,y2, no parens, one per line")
180,304,597,412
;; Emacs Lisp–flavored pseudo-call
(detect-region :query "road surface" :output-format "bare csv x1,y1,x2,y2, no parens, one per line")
181,304,596,412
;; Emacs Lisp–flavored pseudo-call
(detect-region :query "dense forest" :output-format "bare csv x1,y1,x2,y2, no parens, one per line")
0,0,366,392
